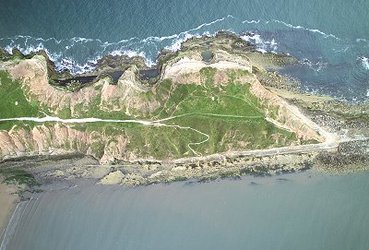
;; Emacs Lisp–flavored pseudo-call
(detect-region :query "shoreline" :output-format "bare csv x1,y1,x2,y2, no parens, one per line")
0,182,19,244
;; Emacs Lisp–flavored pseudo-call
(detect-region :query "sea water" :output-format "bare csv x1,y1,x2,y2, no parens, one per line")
1,0,369,100
2,171,369,250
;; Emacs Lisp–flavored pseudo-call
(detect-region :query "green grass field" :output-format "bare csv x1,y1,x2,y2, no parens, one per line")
63,69,298,159
0,71,41,119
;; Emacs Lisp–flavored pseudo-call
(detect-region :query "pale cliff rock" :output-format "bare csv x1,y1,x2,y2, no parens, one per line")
249,77,324,141
6,56,159,117
0,124,130,162
100,66,160,116
99,170,125,185
7,56,100,115
100,136,129,164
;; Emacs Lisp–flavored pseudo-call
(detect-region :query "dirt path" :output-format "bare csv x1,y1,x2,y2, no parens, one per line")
0,110,339,159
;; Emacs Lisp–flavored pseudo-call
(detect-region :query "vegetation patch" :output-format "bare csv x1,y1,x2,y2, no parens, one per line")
0,71,42,118
165,115,296,154
0,168,39,187
0,121,38,132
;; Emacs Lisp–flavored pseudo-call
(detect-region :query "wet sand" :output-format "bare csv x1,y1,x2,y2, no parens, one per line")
0,182,19,241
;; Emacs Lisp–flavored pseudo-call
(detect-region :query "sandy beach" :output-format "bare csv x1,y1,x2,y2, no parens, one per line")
0,181,19,241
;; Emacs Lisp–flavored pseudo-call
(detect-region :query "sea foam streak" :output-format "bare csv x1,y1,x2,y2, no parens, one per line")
0,15,354,75
242,19,260,24
269,20,341,40
240,32,278,53
359,56,369,70
0,15,236,74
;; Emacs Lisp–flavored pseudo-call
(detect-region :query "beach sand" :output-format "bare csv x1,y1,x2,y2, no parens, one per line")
0,181,19,241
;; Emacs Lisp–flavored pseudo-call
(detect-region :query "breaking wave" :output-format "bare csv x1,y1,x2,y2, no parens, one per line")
0,15,348,75
0,16,238,74
300,58,328,72
1,13,368,102
0,15,352,75
269,19,341,40
240,32,278,53
359,56,369,70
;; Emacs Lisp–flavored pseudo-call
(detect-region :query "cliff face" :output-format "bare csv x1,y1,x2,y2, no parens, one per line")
8,56,100,116
160,53,323,142
0,124,129,163
249,78,324,141
99,66,160,116
7,56,159,118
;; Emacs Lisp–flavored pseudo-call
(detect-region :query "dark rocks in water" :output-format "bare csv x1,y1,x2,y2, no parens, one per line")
299,161,313,172
0,47,11,60
316,139,369,169
108,70,124,83
54,75,97,86
157,49,179,70
317,152,369,168
96,54,146,70
276,178,290,182
0,48,27,61
53,70,124,88
139,68,160,82
201,50,214,63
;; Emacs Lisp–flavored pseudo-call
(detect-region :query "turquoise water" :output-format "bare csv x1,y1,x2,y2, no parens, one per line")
1,0,369,100
3,171,369,250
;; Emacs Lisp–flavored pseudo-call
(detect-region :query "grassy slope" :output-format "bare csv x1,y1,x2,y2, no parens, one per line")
147,68,297,156
0,71,41,118
0,71,42,130
69,68,297,159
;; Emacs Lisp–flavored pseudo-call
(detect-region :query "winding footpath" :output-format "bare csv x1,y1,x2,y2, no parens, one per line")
0,113,265,156
0,115,212,156
0,111,341,159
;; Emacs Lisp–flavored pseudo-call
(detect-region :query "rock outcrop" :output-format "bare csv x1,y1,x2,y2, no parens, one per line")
249,77,324,141
6,56,159,118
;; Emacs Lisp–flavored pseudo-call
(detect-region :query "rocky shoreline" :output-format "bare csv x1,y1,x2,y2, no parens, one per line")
1,133,368,189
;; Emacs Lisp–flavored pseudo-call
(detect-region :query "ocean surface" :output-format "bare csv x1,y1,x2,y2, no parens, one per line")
2,171,369,250
1,0,369,100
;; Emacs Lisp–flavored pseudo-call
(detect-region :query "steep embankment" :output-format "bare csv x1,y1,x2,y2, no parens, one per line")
0,123,129,163
161,54,324,142
7,56,159,118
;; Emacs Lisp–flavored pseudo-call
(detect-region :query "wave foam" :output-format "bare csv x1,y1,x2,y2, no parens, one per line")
242,19,260,24
0,15,352,76
359,56,369,70
240,32,278,53
300,58,328,72
270,20,341,40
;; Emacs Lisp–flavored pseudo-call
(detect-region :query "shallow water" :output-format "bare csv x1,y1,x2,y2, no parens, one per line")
1,0,369,100
3,171,369,250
